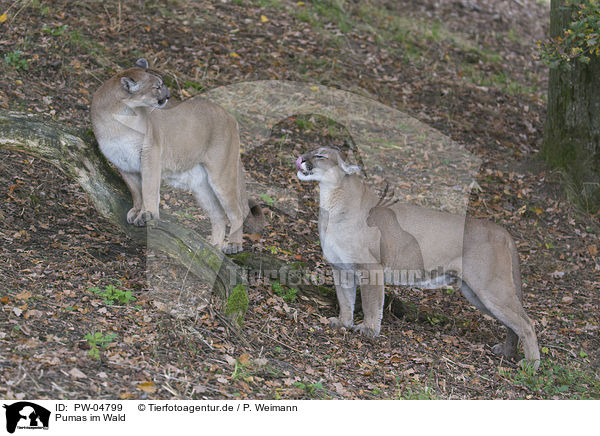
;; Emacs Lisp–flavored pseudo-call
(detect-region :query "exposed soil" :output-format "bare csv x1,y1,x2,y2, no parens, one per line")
0,0,598,399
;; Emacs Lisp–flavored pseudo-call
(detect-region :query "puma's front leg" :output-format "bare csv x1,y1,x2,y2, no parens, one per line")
329,266,357,330
135,140,162,226
119,170,143,224
352,266,385,337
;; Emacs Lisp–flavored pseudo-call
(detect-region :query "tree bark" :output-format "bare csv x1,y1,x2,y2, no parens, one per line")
542,0,600,212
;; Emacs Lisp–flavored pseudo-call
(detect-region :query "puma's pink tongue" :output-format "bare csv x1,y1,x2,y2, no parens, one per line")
295,156,303,170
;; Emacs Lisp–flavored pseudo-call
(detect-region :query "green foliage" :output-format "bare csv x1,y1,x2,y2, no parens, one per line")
499,359,600,398
540,0,600,68
271,280,298,302
397,372,439,399
84,331,116,360
231,360,252,381
294,116,315,131
260,193,276,206
294,381,326,398
4,51,29,71
89,284,136,305
42,24,68,36
397,383,439,400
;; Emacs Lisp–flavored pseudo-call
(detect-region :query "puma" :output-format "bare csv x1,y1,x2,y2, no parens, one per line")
91,59,263,253
296,146,540,370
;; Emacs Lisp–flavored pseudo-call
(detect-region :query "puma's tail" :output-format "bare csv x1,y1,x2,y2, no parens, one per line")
244,198,265,233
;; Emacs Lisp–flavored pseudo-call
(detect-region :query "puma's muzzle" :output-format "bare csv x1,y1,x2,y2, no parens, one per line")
296,154,313,176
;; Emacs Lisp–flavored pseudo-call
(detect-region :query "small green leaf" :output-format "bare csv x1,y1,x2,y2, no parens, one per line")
260,193,275,206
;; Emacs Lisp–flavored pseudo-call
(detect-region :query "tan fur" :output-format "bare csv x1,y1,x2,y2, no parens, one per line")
91,59,263,253
296,146,540,370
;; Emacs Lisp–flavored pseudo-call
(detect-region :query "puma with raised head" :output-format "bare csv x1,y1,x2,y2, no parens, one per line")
296,146,540,370
91,59,263,253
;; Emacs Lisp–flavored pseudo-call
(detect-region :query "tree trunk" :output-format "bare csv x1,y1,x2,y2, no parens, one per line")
542,0,600,213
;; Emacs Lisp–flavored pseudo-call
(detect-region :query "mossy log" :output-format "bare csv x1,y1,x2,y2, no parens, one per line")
0,111,246,319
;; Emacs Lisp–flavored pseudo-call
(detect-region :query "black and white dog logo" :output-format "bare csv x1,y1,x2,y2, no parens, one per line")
3,402,50,434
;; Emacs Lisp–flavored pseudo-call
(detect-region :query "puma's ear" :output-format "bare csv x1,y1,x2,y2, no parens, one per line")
340,160,361,175
121,77,141,93
135,58,149,70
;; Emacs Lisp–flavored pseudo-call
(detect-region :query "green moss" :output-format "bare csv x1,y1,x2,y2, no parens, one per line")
316,285,335,295
201,248,222,272
230,252,251,263
225,284,249,327
183,80,204,92
290,261,306,270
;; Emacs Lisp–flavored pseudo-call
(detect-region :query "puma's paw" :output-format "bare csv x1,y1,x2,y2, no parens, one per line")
127,207,141,224
132,210,156,227
352,323,380,338
328,317,353,330
491,343,517,360
223,242,243,254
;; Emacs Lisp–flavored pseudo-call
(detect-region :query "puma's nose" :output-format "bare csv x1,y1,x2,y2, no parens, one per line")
295,155,303,170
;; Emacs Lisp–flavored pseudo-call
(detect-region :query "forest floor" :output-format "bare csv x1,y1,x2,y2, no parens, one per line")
0,0,599,399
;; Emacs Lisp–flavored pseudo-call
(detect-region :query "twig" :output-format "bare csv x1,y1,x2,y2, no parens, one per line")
212,309,255,350
545,343,578,357
250,328,302,353
8,0,31,23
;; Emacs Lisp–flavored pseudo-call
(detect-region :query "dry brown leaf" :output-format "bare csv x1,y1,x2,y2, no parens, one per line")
238,353,251,366
69,368,87,379
137,381,156,394
15,290,32,300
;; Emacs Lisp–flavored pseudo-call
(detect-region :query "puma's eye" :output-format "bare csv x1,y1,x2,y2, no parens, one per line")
313,154,327,160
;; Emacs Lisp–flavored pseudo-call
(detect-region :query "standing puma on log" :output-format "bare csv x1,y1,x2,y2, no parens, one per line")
91,58,263,254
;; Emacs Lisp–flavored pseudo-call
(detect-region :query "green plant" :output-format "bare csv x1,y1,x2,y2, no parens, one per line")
397,372,439,400
89,284,136,305
4,50,29,71
294,381,326,398
294,116,315,131
271,281,298,302
499,359,600,398
42,23,68,36
84,331,116,360
540,0,600,68
260,193,275,207
232,360,252,381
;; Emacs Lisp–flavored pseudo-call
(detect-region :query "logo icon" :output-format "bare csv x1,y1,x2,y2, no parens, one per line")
3,402,50,434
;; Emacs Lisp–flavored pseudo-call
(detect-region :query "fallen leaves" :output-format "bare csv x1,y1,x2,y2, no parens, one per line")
137,381,157,394
69,368,87,379
15,290,32,300
1,0,598,402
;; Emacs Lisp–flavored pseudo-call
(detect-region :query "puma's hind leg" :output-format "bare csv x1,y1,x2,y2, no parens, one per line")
189,170,228,251
460,280,540,370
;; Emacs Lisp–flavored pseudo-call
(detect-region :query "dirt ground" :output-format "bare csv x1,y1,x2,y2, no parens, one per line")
0,0,598,399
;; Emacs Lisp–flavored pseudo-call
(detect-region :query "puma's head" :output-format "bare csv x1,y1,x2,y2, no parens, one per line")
296,146,361,183
117,58,170,109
